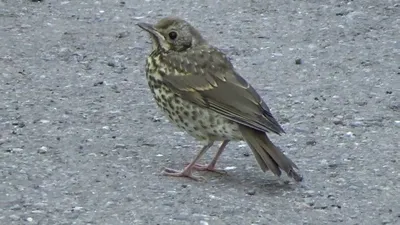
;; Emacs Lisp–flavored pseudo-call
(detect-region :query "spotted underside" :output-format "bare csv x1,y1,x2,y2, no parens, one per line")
145,45,284,140
146,51,242,142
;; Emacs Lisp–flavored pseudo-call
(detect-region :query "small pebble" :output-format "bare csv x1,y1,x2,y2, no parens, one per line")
305,140,317,146
10,147,24,152
306,113,315,118
328,163,338,169
125,195,134,202
332,118,345,126
349,185,358,190
304,197,314,206
152,116,161,122
38,146,48,154
237,141,247,148
12,121,23,126
295,58,302,64
9,215,20,220
111,85,120,93
116,31,129,38
115,143,127,149
93,81,104,86
200,221,209,225
246,189,256,195
10,204,21,210
72,206,84,212
389,102,400,111
304,190,315,197
320,159,329,166
224,166,236,170
294,127,309,133
107,61,116,67
355,100,368,106
350,121,364,127
31,210,45,214
344,131,355,138
313,202,328,209
381,217,392,225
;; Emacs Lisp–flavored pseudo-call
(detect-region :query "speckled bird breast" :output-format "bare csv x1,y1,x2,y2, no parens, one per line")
145,54,242,142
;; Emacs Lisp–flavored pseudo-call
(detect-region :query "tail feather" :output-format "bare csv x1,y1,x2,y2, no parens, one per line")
239,125,303,182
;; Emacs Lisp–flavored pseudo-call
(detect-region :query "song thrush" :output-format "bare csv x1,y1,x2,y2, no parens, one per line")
137,17,302,182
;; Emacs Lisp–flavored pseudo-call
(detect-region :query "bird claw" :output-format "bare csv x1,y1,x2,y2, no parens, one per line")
161,167,206,181
186,163,227,175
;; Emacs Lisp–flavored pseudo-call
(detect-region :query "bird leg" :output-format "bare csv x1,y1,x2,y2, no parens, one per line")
190,140,230,174
162,142,214,181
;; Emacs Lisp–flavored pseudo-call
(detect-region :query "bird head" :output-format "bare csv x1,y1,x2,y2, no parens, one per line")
137,17,206,52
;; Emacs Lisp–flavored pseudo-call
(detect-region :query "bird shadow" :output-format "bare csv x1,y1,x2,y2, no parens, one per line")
195,168,303,195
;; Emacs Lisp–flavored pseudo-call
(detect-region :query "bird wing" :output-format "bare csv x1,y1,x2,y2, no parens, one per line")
160,47,285,134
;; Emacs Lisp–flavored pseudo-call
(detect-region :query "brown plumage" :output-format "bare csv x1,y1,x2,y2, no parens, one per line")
137,17,302,182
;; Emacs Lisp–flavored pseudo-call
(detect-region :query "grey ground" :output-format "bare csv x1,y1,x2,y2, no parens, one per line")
0,0,399,224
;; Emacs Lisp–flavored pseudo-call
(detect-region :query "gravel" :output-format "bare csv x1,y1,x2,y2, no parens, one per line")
1,0,399,224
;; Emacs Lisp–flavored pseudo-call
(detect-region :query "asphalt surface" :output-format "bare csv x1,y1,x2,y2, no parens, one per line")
1,0,399,224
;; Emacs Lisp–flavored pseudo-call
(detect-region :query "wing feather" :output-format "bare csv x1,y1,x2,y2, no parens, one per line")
160,47,285,134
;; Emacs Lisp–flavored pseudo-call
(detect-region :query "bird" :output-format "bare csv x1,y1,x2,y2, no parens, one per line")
137,17,303,182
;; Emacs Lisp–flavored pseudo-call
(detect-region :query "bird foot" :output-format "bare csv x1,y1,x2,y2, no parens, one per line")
162,167,206,181
187,163,227,174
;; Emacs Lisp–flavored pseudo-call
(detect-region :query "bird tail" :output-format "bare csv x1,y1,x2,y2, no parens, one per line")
239,125,303,182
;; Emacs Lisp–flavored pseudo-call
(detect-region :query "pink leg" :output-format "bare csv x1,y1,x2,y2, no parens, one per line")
162,142,214,181
191,140,230,173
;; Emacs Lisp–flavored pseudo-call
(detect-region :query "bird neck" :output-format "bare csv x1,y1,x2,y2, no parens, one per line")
150,48,162,57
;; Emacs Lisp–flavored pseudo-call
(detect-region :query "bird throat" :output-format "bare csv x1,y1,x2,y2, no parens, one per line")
148,33,172,53
149,34,161,52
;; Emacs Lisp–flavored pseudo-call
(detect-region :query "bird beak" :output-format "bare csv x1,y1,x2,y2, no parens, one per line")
137,22,165,41
137,22,155,33
137,22,169,51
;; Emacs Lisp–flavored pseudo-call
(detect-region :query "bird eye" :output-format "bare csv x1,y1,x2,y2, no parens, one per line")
168,31,178,40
